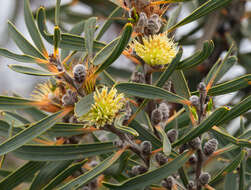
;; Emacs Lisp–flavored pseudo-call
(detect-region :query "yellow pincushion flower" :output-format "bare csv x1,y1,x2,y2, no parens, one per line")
79,87,126,128
131,33,178,66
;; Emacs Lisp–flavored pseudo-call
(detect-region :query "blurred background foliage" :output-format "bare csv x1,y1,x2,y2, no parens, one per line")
0,0,250,189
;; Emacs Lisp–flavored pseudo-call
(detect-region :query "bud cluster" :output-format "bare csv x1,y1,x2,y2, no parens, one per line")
151,103,170,126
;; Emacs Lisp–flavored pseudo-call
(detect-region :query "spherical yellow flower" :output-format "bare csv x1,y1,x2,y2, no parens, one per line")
131,33,178,66
79,87,125,128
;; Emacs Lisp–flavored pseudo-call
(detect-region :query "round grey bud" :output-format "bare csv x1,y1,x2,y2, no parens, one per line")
155,152,168,166
189,95,200,107
131,71,145,84
140,141,152,156
198,82,206,92
187,180,195,190
73,64,86,83
189,137,201,150
167,129,178,143
151,108,163,126
199,172,211,185
162,176,173,190
62,90,78,106
203,138,218,156
188,154,197,165
131,165,147,176
158,103,169,122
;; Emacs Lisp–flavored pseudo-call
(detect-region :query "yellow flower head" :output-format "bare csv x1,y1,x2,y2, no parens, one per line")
31,81,61,112
79,87,126,128
130,33,178,66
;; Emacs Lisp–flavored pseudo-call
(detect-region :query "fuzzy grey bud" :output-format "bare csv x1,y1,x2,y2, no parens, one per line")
188,154,197,165
203,138,218,156
114,139,124,149
62,89,78,106
161,176,173,190
198,82,206,92
131,165,147,176
151,108,163,126
131,71,145,83
163,80,172,92
158,103,169,122
155,152,168,166
166,129,178,143
199,172,211,186
82,186,89,190
140,141,152,156
179,143,189,153
73,64,86,83
189,137,201,150
187,181,195,190
145,14,162,35
189,95,200,107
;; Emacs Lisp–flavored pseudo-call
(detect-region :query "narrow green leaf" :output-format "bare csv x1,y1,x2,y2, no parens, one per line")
54,26,61,53
168,0,233,31
155,48,183,87
0,48,38,63
13,142,117,161
4,111,30,124
207,74,251,96
178,40,214,70
95,23,133,73
37,7,105,51
55,0,61,25
96,7,123,40
129,120,161,149
239,155,246,190
85,17,97,56
209,150,246,186
0,96,33,110
59,151,125,190
103,150,192,190
8,21,46,60
0,111,64,156
114,116,139,136
74,93,94,118
173,107,229,147
30,160,72,190
24,0,46,55
163,4,182,31
61,20,86,60
0,161,45,190
217,95,251,125
92,38,120,66
8,65,56,76
157,126,172,156
116,82,188,105
224,173,238,190
42,160,88,190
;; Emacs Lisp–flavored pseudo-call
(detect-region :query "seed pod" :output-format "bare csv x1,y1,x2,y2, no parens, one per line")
131,71,145,83
151,108,163,126
155,152,168,166
140,141,152,155
199,172,211,186
189,137,201,150
166,129,178,143
188,154,197,165
158,103,169,122
187,180,195,190
189,95,200,107
203,138,218,156
161,176,173,190
73,64,87,83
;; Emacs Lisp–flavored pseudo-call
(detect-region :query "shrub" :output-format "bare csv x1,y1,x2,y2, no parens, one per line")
0,0,250,190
